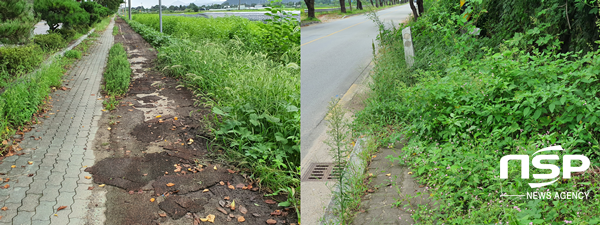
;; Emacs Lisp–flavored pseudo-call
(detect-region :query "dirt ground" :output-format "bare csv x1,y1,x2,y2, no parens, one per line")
85,17,298,225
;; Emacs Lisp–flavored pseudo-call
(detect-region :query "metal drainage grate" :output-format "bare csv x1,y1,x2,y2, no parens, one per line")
302,162,345,182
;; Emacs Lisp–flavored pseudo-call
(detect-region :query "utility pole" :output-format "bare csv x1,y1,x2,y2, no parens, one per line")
159,0,163,33
239,0,241,10
128,0,131,19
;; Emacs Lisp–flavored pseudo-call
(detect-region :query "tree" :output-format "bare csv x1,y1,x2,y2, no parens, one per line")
189,3,199,12
339,0,346,13
0,0,38,44
409,0,418,21
34,0,90,31
356,0,362,10
304,0,315,18
95,0,123,12
416,0,423,15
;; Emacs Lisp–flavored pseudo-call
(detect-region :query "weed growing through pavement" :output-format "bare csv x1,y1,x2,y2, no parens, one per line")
323,98,353,224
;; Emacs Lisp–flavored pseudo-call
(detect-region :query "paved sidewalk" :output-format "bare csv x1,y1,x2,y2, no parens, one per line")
0,18,115,225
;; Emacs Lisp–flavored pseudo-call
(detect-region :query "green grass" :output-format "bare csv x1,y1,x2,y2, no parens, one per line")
93,15,113,32
0,56,74,153
64,50,82,59
103,43,131,96
112,25,119,35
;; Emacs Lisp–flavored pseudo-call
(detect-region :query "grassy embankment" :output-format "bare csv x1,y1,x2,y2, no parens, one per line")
354,0,600,224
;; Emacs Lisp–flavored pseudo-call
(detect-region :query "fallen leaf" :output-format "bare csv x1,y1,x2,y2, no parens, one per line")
224,196,230,200
159,213,167,217
372,155,376,158
266,219,277,224
11,165,16,168
107,127,111,130
156,115,161,118
369,173,373,177
150,198,155,202
1,140,7,145
386,173,391,176
85,176,91,179
27,161,33,165
230,200,236,210
228,185,235,190
203,189,209,193
0,215,2,219
200,218,208,222
214,166,217,170
166,183,175,187
99,184,105,187
265,199,277,204
174,117,178,120
252,213,260,217
408,172,413,175
2,184,9,189
217,206,228,214
206,214,215,223
271,210,281,216
128,109,133,111
235,183,245,189
4,178,9,182
239,205,248,214
238,216,245,222
220,181,225,185
54,214,58,217
28,174,34,177
1,207,7,211
227,169,236,174
88,187,94,190
57,206,67,211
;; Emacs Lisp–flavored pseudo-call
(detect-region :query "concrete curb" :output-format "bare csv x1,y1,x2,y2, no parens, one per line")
320,137,368,224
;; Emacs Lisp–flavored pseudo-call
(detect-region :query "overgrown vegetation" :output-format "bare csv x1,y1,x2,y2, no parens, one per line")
64,50,82,59
103,43,131,96
122,3,300,193
34,33,67,51
0,56,74,153
355,0,600,224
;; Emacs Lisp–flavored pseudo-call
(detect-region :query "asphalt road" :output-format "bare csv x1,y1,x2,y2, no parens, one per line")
300,4,413,161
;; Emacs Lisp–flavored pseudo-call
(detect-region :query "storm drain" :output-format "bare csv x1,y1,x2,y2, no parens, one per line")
302,162,345,182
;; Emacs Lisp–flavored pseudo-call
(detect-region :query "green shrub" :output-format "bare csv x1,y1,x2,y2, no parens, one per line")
34,0,90,31
54,28,76,40
64,50,81,59
0,0,38,44
0,44,44,75
34,33,66,51
103,43,131,95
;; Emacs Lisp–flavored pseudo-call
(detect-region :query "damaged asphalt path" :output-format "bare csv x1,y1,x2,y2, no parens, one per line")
85,17,298,225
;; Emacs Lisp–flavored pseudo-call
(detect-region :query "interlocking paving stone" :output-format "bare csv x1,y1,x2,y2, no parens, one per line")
0,17,114,225
12,211,35,224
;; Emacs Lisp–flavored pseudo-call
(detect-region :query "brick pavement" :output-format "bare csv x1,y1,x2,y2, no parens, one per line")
0,17,115,225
